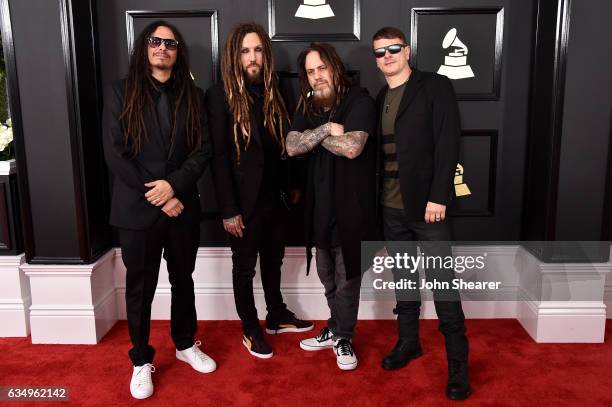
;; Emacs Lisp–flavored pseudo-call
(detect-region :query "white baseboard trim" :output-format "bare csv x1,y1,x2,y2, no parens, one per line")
10,244,610,343
0,254,29,337
23,250,117,344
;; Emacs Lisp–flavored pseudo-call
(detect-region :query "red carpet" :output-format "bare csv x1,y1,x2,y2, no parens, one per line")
0,320,610,406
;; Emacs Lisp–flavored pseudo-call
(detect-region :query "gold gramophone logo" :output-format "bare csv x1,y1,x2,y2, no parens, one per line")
454,163,471,197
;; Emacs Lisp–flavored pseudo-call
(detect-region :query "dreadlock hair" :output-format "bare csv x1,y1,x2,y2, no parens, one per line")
221,22,288,163
120,20,202,157
296,42,351,119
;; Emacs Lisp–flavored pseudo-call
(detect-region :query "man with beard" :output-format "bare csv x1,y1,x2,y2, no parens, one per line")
206,22,313,359
286,43,378,371
103,21,215,399
372,27,470,400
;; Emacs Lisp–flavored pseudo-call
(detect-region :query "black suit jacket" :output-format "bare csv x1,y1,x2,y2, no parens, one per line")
205,82,289,222
375,69,461,221
102,78,211,230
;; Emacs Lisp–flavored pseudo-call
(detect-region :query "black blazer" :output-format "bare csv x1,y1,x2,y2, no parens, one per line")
205,82,288,222
102,78,211,230
375,69,461,221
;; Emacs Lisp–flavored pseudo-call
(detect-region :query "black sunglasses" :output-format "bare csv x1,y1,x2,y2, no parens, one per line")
145,36,179,50
373,43,407,58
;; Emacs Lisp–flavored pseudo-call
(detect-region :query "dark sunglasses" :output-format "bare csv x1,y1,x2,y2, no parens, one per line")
373,43,407,58
145,36,179,50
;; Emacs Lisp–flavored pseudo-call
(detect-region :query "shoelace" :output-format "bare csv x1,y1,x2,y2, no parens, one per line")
336,340,353,356
191,340,210,362
135,363,155,386
316,327,331,342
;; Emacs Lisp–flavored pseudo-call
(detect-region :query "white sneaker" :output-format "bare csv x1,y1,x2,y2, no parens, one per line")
299,326,334,351
130,363,155,399
333,338,358,371
176,340,217,373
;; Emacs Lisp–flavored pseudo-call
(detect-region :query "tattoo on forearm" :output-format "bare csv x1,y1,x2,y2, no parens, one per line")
286,123,331,156
321,131,368,159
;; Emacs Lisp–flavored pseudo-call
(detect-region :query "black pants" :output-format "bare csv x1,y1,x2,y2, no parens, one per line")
383,206,468,362
119,216,199,366
229,204,288,334
315,246,362,340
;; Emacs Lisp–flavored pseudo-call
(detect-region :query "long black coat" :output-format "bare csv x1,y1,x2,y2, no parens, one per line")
375,69,461,221
205,82,289,222
298,86,380,280
102,78,211,230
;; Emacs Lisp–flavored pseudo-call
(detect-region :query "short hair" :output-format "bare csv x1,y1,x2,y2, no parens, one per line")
372,27,408,44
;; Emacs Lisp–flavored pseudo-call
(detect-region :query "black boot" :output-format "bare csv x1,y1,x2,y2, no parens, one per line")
381,338,423,370
446,359,471,400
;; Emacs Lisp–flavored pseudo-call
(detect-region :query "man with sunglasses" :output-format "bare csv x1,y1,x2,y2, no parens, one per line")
103,21,215,399
371,27,471,400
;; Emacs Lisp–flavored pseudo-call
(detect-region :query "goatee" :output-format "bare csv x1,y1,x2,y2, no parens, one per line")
244,68,263,85
313,87,336,110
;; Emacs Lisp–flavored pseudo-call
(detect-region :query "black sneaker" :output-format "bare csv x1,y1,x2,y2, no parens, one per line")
242,330,273,359
265,311,314,334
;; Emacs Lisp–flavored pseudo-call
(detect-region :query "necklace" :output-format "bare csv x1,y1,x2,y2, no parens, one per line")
384,80,408,114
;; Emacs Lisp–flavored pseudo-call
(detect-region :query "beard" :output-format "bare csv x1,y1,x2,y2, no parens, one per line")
312,83,336,110
243,63,263,85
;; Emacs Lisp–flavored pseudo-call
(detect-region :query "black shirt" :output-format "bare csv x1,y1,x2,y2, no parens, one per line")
150,76,175,141
290,108,339,249
248,83,282,208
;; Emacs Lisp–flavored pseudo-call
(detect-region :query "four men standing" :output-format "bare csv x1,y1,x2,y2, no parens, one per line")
104,20,470,401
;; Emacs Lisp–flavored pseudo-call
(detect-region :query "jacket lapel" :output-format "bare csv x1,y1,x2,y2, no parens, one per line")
395,68,424,121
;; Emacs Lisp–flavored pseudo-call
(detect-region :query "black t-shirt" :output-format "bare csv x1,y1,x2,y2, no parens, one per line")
291,109,339,249
290,86,375,249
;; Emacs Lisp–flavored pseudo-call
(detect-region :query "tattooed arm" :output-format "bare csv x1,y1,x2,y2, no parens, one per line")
321,122,369,159
286,122,332,157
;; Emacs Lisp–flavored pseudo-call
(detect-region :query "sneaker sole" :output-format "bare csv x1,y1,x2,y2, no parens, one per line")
299,341,334,351
337,359,358,371
266,325,314,335
130,389,153,400
242,340,273,359
176,351,217,373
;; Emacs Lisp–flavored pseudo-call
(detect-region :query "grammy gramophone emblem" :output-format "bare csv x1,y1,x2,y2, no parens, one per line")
437,28,475,80
295,0,335,19
454,163,471,197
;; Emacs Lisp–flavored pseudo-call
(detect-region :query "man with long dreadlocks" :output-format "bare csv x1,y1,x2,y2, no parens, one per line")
206,22,313,359
286,43,378,371
102,21,215,399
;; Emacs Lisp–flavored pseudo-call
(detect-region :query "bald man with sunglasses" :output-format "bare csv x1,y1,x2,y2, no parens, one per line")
372,27,471,401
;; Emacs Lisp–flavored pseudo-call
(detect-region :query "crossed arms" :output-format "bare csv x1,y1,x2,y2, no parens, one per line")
286,122,368,159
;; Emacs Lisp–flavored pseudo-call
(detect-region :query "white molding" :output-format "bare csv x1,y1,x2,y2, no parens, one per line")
24,250,117,344
11,244,611,343
0,254,29,337
0,159,16,175
517,247,611,342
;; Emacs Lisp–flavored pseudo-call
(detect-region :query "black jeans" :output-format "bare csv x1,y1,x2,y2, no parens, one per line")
315,246,362,340
382,206,468,362
229,204,288,334
119,216,199,366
